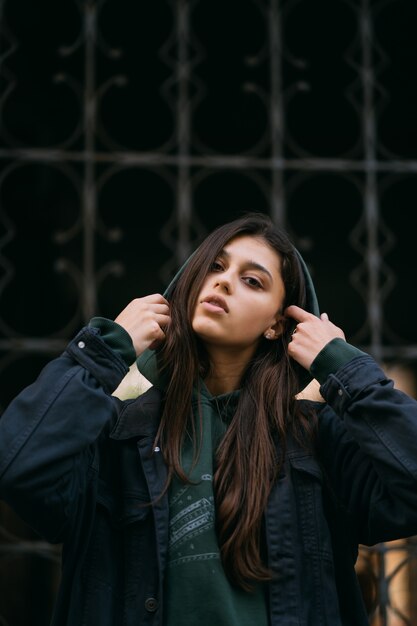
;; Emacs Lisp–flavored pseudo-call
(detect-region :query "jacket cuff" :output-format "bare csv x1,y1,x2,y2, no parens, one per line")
310,338,367,385
89,317,136,366
66,327,129,394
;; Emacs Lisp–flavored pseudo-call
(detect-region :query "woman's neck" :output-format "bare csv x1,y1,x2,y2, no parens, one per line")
203,345,254,395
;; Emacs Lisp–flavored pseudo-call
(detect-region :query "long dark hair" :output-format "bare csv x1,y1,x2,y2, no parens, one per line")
156,213,312,590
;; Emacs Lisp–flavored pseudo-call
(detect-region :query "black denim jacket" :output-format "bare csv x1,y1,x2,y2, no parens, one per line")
1,327,417,625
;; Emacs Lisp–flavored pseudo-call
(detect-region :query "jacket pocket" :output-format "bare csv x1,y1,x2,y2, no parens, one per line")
289,453,333,560
96,479,150,529
81,480,153,601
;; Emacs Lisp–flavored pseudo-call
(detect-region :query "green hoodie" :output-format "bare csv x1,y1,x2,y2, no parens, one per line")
90,246,364,626
161,383,270,626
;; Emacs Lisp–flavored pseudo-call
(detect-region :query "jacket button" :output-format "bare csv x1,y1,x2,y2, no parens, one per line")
77,341,86,349
145,597,158,612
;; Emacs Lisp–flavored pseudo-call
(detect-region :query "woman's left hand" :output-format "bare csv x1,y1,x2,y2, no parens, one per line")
285,305,345,371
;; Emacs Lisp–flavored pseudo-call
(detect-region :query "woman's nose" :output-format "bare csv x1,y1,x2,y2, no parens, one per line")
214,275,231,293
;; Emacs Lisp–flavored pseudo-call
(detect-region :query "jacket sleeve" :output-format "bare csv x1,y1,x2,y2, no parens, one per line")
316,353,417,545
0,326,129,542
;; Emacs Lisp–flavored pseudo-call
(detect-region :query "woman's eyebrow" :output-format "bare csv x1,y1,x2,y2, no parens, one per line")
244,261,273,282
220,248,273,281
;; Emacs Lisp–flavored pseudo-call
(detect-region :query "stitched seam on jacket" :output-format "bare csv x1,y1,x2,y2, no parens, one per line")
362,416,417,479
0,366,79,479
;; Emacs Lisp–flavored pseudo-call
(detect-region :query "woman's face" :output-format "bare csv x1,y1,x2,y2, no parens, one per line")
192,235,286,354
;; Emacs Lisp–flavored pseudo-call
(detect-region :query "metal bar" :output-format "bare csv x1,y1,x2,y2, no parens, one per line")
82,1,98,321
377,547,389,626
361,0,383,362
0,339,67,351
4,148,417,173
176,0,191,264
269,0,286,227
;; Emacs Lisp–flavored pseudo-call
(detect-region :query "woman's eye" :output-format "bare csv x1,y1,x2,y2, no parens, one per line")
243,276,262,289
210,261,223,272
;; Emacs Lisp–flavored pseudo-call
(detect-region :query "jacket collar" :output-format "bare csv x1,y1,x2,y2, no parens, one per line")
110,387,162,440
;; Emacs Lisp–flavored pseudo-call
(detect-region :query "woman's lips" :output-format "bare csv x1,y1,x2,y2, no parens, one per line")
201,296,228,313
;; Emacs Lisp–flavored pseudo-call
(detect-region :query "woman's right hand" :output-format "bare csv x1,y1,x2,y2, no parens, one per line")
114,294,170,356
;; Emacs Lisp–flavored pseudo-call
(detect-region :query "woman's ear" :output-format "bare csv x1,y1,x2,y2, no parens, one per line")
263,316,285,341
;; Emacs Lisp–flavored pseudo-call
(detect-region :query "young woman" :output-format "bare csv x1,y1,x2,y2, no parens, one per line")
1,213,417,626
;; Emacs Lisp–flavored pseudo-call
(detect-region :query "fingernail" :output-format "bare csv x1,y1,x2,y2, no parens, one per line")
321,312,329,321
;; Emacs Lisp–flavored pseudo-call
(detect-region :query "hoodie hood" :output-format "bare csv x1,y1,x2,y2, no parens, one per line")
136,247,320,393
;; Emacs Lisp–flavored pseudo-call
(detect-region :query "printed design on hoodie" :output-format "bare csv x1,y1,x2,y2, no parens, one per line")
167,474,219,567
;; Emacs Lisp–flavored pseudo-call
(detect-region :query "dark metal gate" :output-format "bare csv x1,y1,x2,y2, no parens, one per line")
1,1,417,624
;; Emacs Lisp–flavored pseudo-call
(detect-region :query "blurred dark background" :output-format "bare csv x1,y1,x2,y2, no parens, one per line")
1,0,417,624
